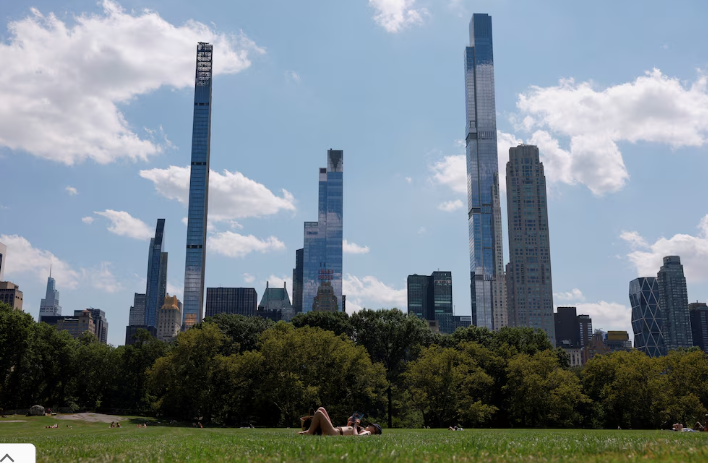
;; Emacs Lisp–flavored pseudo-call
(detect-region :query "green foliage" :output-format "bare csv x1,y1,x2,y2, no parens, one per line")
291,310,353,337
202,313,274,354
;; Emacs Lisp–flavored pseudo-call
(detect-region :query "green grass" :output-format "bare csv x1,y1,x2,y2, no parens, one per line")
0,416,707,462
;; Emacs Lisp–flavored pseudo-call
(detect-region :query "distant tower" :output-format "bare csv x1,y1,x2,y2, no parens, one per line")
292,248,304,313
145,219,167,328
0,241,6,281
406,271,454,334
689,302,708,353
182,42,214,330
656,256,693,350
629,277,666,357
505,144,555,345
158,294,182,342
464,13,506,329
39,267,62,320
302,150,343,313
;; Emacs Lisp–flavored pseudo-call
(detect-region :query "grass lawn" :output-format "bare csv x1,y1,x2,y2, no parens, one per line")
0,416,706,462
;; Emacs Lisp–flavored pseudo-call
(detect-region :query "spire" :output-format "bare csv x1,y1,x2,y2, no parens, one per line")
50,263,52,278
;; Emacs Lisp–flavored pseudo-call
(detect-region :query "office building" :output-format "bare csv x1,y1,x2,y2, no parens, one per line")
453,315,472,331
302,149,344,313
0,241,6,281
157,295,182,342
464,13,506,330
689,302,708,353
578,314,593,348
183,42,214,329
505,145,555,345
39,273,62,320
657,256,693,350
81,308,108,344
128,293,147,326
605,331,632,352
406,271,454,334
205,287,257,317
145,219,167,328
259,282,294,321
554,307,580,349
0,281,23,311
565,348,583,368
629,277,666,357
292,248,304,313
583,330,610,364
125,325,157,346
56,310,94,339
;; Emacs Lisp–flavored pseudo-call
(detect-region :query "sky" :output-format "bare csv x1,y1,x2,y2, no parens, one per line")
2,0,708,346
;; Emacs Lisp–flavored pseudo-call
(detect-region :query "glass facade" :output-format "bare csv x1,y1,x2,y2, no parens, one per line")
689,303,708,353
505,145,555,345
183,42,213,329
302,150,343,313
406,274,430,319
145,219,167,328
292,248,304,313
629,277,666,357
656,256,693,350
128,293,147,326
205,287,257,317
406,271,454,334
39,275,62,320
464,13,505,330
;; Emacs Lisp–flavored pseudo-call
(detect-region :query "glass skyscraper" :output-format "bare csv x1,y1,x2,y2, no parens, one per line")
205,287,257,317
183,42,213,329
292,248,304,313
656,256,693,350
505,145,555,345
145,219,167,328
38,273,62,320
689,303,708,353
464,13,506,330
406,271,454,334
629,277,666,357
302,150,343,313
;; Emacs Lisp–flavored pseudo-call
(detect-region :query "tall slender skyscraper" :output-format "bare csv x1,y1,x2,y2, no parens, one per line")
302,150,343,313
505,145,555,345
39,271,62,320
182,42,213,329
656,256,693,350
464,13,506,329
145,219,167,328
629,277,666,357
0,241,6,282
292,248,304,313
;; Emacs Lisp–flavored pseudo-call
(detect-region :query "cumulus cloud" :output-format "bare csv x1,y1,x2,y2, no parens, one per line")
554,288,585,302
496,131,524,176
140,166,295,222
438,199,463,212
82,216,95,224
264,275,293,290
285,70,301,84
208,231,285,258
82,262,123,293
166,282,183,299
0,1,263,165
620,215,708,282
243,273,255,284
343,240,370,254
369,0,427,33
0,234,81,289
405,177,412,184
65,186,78,196
94,210,153,240
515,69,708,195
575,301,633,336
343,274,407,314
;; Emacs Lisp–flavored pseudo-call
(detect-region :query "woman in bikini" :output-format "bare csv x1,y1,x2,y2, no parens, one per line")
299,407,382,436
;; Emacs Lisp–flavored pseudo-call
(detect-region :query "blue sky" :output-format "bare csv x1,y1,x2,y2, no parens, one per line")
2,0,708,346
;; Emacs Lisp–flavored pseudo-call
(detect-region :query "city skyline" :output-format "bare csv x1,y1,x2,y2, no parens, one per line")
3,1,708,345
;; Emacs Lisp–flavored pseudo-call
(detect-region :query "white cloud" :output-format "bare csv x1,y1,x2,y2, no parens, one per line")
285,70,301,84
140,166,295,222
575,301,632,335
208,231,285,258
405,177,412,184
430,155,466,194
620,215,708,282
166,282,183,299
0,234,81,289
82,262,122,293
496,131,523,179
81,216,95,224
554,288,585,302
343,274,406,314
417,226,426,235
515,69,708,195
438,199,463,212
243,273,255,284
94,210,153,240
264,274,293,291
65,186,78,196
0,1,264,165
369,0,428,33
343,240,370,254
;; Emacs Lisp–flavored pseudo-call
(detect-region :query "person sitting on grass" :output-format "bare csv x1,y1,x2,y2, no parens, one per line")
299,407,381,436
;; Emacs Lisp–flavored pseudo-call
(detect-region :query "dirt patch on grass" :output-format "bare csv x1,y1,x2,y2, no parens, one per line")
0,420,26,423
55,413,124,423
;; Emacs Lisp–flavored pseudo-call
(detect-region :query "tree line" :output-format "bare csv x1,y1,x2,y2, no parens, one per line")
1,302,706,429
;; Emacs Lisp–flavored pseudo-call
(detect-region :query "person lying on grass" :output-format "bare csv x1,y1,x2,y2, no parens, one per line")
299,407,382,436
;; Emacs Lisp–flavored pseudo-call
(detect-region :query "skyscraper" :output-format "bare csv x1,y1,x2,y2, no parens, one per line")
128,293,147,326
656,256,693,350
259,282,295,321
302,150,343,313
81,308,108,344
0,281,22,311
182,42,214,329
145,219,167,328
292,248,304,313
157,295,182,342
505,145,555,345
406,271,454,334
689,302,708,353
464,13,506,330
578,314,593,348
0,241,6,282
629,277,666,357
39,272,62,320
205,287,257,317
554,307,580,348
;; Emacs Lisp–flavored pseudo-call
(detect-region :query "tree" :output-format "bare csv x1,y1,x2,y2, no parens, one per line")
350,309,431,428
291,311,353,338
202,314,274,354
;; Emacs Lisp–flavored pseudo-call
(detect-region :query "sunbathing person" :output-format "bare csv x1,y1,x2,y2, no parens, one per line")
299,407,381,436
